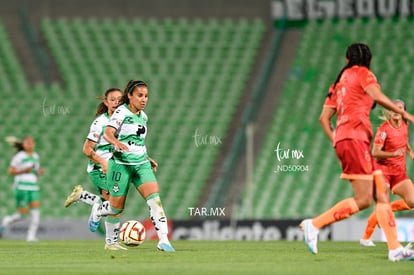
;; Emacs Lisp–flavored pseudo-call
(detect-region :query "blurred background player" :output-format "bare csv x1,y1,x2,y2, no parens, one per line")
302,43,414,261
64,87,126,250
360,99,414,246
0,136,44,242
89,80,175,252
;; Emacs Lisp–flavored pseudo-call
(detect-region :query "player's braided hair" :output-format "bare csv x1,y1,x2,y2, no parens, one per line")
333,43,372,88
95,88,122,117
122,80,148,104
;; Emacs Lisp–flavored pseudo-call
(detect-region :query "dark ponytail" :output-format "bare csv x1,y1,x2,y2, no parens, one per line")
333,43,372,88
122,80,148,104
95,88,123,117
13,141,24,152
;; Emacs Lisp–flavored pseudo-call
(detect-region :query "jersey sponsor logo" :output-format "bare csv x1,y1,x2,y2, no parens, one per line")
136,125,146,136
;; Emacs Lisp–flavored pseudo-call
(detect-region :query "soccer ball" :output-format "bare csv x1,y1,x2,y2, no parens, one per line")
119,220,146,246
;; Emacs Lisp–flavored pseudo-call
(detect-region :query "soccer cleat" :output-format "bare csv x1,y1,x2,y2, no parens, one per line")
64,185,84,208
88,203,101,232
157,242,175,252
104,243,128,251
388,243,414,262
300,219,319,254
360,238,376,247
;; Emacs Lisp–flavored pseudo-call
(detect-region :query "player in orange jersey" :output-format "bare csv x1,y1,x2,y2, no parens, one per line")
301,43,414,261
359,99,414,246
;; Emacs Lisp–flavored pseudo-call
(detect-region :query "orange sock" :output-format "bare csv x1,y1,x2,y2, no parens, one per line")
375,203,400,250
361,211,377,240
362,199,410,240
312,198,359,229
391,199,410,211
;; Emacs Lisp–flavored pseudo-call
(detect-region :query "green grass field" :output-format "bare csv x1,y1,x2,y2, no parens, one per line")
0,240,413,274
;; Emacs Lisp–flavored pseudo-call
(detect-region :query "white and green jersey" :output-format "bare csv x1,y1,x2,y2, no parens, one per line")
108,104,148,165
10,151,40,191
86,112,113,173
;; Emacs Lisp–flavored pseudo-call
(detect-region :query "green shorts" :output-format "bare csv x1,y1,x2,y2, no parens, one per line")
88,169,108,193
14,189,40,208
107,159,157,197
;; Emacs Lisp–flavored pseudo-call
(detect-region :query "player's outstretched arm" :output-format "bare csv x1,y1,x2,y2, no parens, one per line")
365,85,411,121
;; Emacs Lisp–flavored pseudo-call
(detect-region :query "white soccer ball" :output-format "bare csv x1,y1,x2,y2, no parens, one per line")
119,220,146,246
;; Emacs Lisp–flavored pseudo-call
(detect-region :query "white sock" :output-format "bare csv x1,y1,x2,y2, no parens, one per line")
2,212,22,227
79,191,101,206
105,217,120,245
146,194,170,244
97,201,118,216
27,209,40,241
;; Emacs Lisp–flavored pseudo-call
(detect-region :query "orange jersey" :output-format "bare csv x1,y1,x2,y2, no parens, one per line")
374,120,408,175
331,66,379,146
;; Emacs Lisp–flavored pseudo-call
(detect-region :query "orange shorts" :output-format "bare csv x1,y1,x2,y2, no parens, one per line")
383,173,410,191
335,139,374,180
373,163,410,191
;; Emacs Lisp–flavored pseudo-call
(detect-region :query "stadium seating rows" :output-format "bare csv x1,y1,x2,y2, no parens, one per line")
0,18,265,219
241,17,414,219
4,16,412,221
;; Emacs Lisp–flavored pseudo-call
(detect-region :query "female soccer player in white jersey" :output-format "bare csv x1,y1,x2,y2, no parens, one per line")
89,80,175,252
64,88,126,250
0,136,44,241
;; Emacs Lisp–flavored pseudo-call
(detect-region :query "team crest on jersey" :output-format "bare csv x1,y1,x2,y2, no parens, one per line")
113,183,120,193
380,132,386,140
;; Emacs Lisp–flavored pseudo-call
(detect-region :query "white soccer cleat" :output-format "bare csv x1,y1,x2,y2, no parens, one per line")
104,242,128,251
157,242,175,252
64,185,84,208
360,238,376,247
300,219,319,254
388,243,414,262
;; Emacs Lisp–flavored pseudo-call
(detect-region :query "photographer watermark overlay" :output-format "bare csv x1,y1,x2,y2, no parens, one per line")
188,207,226,217
193,128,222,148
42,97,71,117
274,142,309,173
274,164,309,173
